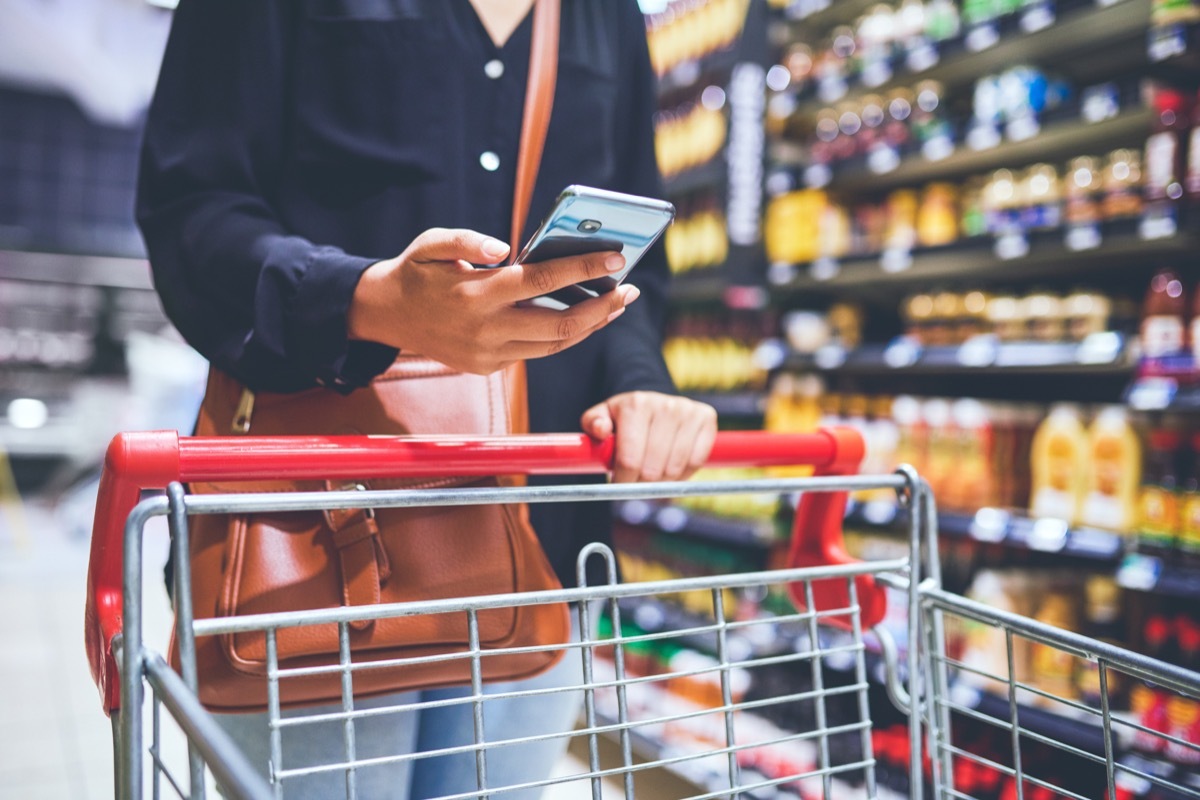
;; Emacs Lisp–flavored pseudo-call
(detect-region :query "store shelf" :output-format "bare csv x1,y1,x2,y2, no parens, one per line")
656,44,742,100
772,107,1153,194
615,499,778,551
1116,553,1200,598
683,391,767,417
780,0,1151,116
0,249,152,290
769,0,875,42
663,159,728,198
786,335,1135,377
770,224,1197,294
668,271,729,303
845,502,1127,564
948,681,1112,759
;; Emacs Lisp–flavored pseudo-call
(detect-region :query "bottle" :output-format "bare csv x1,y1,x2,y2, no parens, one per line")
1065,155,1103,226
1187,87,1200,200
1179,432,1200,562
1082,407,1144,533
1030,405,1088,524
1139,428,1183,555
1029,590,1081,707
1143,85,1190,205
1076,576,1125,709
1141,269,1187,359
1102,149,1144,220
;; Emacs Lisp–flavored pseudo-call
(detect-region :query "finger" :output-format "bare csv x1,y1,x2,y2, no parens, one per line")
581,401,615,440
612,396,654,484
504,251,628,302
635,400,684,483
662,404,713,481
408,228,510,264
687,407,719,476
497,285,638,343
499,308,622,361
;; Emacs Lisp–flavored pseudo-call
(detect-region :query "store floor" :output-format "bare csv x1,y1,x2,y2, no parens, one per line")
0,494,687,800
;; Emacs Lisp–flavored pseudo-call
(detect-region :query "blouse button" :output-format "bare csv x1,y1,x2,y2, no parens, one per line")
480,151,500,172
484,59,505,79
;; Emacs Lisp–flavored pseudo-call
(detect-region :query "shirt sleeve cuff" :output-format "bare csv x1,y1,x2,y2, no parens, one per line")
290,245,398,392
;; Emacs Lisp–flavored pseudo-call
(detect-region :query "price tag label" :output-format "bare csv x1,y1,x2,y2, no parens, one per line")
1128,377,1178,411
1117,554,1163,592
884,337,922,368
1027,518,1070,552
1065,224,1102,251
957,334,999,367
804,163,832,189
969,508,1010,542
862,500,898,526
966,24,1000,53
1148,25,1187,63
994,232,1030,260
752,338,789,371
880,247,913,274
809,256,841,282
814,343,848,370
654,505,689,533
618,499,655,525
861,60,893,88
818,76,849,104
1081,84,1120,123
1020,4,1055,32
906,42,940,73
767,261,798,286
1140,214,1178,240
922,135,954,162
967,124,1002,151
868,145,901,175
1077,331,1123,365
1006,115,1041,142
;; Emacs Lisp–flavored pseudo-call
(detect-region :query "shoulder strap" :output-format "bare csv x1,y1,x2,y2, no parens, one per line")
509,0,560,257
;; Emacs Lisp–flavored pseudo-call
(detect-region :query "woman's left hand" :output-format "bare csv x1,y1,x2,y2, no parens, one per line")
581,391,718,483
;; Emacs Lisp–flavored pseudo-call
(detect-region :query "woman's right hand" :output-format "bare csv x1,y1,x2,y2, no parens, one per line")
348,228,640,375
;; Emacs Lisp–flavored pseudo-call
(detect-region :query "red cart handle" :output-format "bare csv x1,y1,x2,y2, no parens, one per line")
85,428,880,712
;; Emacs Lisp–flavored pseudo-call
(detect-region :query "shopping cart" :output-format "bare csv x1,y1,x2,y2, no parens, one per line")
84,429,1200,800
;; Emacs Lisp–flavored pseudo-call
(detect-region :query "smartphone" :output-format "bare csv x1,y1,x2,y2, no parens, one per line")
513,185,675,310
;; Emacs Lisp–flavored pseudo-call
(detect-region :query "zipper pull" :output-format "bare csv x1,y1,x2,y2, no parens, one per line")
232,388,255,434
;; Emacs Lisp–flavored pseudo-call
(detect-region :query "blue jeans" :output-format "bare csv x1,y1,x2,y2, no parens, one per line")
213,614,588,800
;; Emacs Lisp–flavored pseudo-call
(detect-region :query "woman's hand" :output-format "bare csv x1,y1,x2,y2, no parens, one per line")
581,392,719,483
348,228,639,374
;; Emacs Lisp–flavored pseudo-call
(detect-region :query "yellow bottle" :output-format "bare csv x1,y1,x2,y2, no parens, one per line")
1030,404,1089,525
1081,406,1143,532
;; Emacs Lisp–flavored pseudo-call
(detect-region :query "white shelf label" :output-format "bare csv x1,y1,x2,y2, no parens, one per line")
1117,554,1162,592
809,256,841,282
966,24,1000,53
804,163,832,189
967,124,1002,151
1140,214,1178,241
906,42,940,73
1149,25,1187,63
994,232,1030,261
1020,5,1055,32
767,261,798,286
1006,115,1041,142
880,247,913,274
1028,518,1070,552
1065,224,1102,252
868,145,901,175
922,135,955,162
1077,331,1123,365
1128,377,1178,411
814,343,848,370
884,337,922,368
957,334,999,367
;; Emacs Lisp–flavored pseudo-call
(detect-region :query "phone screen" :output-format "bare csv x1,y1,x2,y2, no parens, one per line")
514,186,674,310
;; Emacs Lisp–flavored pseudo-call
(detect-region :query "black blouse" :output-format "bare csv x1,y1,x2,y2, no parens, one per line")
137,0,677,585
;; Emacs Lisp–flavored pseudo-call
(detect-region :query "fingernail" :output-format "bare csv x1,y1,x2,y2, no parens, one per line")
605,254,625,272
606,307,626,323
482,238,509,258
622,286,641,305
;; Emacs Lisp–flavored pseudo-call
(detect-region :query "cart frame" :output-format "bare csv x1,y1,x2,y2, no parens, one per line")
85,430,1200,800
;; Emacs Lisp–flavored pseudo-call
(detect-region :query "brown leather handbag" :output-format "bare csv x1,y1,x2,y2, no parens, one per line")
172,0,569,713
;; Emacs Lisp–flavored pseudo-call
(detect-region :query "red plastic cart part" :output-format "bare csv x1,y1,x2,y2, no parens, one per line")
85,428,881,713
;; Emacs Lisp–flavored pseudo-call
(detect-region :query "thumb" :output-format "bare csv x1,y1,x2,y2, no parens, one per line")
410,228,511,264
581,401,615,440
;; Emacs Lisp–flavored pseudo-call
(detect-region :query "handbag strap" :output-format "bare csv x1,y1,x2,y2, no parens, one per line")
509,0,560,257
504,0,559,438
